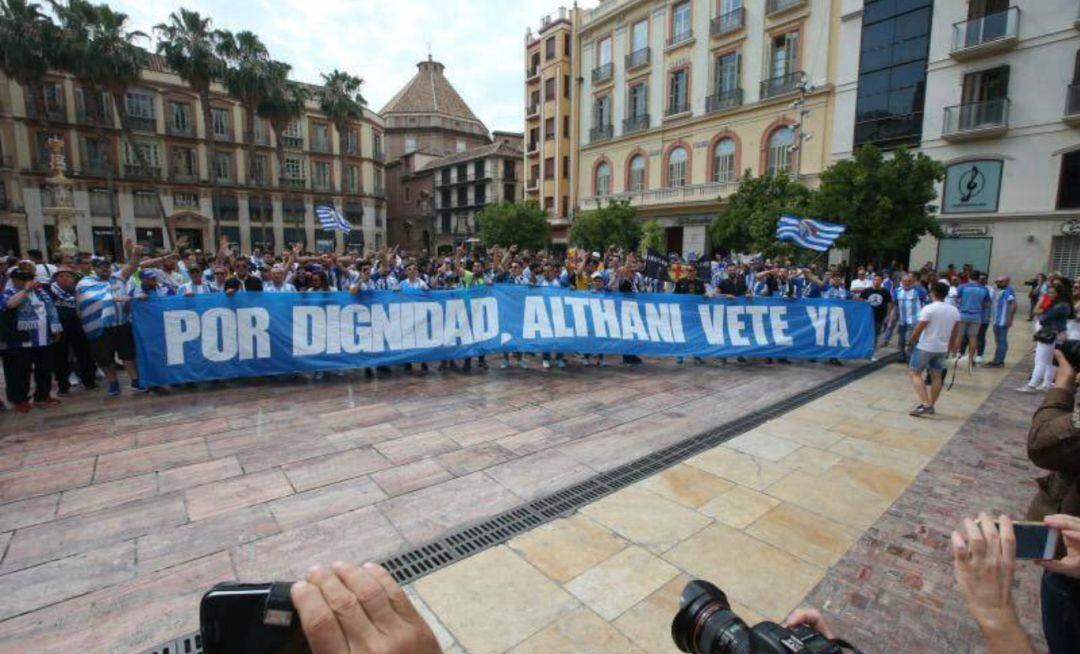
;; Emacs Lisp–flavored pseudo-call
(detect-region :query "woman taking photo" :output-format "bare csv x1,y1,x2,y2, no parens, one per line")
1019,280,1073,393
1027,273,1047,322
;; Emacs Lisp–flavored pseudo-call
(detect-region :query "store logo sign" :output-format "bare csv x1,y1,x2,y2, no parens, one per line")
943,159,1003,214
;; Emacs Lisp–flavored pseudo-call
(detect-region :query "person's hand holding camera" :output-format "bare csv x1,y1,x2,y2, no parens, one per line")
291,562,441,654
951,513,1035,654
782,608,835,639
1052,349,1079,393
1038,514,1080,580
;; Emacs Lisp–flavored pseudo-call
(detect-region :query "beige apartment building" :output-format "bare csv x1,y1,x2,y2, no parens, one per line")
525,8,580,244
528,0,840,257
0,55,386,257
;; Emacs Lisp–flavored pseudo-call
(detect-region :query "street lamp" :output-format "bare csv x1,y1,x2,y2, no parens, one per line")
789,73,814,180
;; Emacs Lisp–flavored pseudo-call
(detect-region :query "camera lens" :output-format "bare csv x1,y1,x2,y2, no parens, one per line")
671,581,752,654
1056,340,1080,369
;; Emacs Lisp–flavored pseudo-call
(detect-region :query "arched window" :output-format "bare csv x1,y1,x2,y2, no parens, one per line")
667,146,688,187
712,138,736,183
595,161,612,196
628,155,646,192
766,126,794,176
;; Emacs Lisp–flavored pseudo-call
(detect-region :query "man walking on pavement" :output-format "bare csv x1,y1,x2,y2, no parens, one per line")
907,282,961,417
955,272,992,370
985,276,1017,368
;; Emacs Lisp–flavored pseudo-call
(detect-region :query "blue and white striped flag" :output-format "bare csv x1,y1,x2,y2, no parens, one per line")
776,214,845,252
315,205,352,233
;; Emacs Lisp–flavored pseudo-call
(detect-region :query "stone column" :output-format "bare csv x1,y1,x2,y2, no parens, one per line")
116,189,136,245
272,195,285,254
73,188,93,252
22,187,46,253
304,197,315,250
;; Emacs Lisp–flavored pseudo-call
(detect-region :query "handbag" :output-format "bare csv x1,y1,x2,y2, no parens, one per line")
1033,327,1058,344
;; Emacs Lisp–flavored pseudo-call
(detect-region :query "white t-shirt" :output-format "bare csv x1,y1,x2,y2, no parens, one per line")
916,301,961,353
850,278,871,292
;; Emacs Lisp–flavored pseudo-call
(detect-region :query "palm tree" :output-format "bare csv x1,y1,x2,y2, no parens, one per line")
318,69,364,197
258,62,307,243
217,30,269,189
155,8,223,242
0,0,56,144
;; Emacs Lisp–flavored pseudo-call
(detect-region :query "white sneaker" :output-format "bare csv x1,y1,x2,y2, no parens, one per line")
1036,383,1053,392
542,360,551,369
975,355,984,364
1016,385,1038,393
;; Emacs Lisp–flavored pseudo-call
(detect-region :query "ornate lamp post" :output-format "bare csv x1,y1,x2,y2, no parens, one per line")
42,136,83,256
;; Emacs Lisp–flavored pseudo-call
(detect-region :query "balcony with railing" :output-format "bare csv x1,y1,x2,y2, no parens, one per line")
942,98,1010,141
311,138,332,154
623,113,649,134
1065,85,1080,125
123,163,161,179
589,124,613,143
766,0,806,17
371,186,385,198
665,99,690,118
527,140,539,155
707,88,743,114
580,181,736,210
760,71,802,100
26,99,65,122
526,178,539,192
171,168,199,184
666,29,693,49
526,103,540,120
592,63,614,85
373,149,385,163
282,176,306,189
166,122,194,137
711,7,745,37
950,7,1019,60
282,135,304,150
125,115,157,133
526,65,540,82
625,47,650,71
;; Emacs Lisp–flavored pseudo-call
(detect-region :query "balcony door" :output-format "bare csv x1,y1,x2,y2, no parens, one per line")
966,0,1009,45
960,66,1008,129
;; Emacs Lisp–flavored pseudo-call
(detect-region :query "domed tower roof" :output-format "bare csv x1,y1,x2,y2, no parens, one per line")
380,56,488,139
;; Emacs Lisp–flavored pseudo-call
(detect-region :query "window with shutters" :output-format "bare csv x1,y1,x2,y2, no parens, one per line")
595,161,612,196
629,83,647,118
211,108,230,140
712,138,736,182
628,154,646,192
545,78,556,101
667,146,688,187
594,96,611,127
668,69,689,115
768,32,799,80
1051,236,1080,279
766,127,795,176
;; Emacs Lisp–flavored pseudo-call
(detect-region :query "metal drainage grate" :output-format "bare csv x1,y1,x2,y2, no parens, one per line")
145,354,899,654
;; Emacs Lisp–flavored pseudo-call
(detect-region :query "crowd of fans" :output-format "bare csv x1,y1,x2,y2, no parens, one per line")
0,236,1041,413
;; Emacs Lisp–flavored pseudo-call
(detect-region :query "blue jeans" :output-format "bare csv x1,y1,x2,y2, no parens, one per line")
992,324,1009,364
898,324,913,354
1042,571,1080,654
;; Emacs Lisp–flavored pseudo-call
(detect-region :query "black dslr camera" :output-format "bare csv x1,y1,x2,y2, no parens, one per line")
671,581,862,654
200,581,309,653
1055,340,1080,369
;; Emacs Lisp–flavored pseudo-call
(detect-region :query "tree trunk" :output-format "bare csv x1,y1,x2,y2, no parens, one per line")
200,88,219,247
111,90,174,256
89,88,121,260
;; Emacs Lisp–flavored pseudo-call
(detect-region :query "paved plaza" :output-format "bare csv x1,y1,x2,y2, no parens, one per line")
0,355,865,653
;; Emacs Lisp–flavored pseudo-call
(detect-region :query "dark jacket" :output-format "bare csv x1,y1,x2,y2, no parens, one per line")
1027,387,1080,520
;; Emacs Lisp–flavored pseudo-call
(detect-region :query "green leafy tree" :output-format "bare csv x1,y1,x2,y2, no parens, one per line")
474,202,550,251
710,171,813,257
257,62,308,239
0,0,56,134
318,69,364,195
218,30,270,187
155,9,224,241
639,219,664,254
570,199,640,252
813,145,944,263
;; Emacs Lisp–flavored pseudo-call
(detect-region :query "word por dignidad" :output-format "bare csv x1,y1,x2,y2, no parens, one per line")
133,286,874,386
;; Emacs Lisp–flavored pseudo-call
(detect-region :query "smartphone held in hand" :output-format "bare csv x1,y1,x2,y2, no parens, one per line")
1010,521,1062,560
200,582,309,654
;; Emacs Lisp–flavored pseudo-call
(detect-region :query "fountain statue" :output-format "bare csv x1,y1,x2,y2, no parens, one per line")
42,135,81,255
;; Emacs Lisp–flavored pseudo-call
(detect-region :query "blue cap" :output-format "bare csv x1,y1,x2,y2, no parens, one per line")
138,269,156,281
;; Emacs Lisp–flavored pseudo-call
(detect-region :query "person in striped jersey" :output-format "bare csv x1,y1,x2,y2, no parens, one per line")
890,274,928,356
179,266,218,296
985,276,1016,368
76,254,140,397
1,269,63,412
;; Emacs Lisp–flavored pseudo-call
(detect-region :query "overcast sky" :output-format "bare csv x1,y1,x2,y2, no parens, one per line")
107,0,598,134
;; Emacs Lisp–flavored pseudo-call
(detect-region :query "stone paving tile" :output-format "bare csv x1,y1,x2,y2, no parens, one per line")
636,464,735,508
0,494,59,532
565,545,680,621
133,417,231,446
510,605,648,654
57,472,158,517
723,429,802,462
581,486,711,554
232,505,405,580
374,430,461,464
1,494,188,572
495,427,575,456
414,546,578,654
0,551,234,654
611,573,695,654
268,476,387,530
371,459,455,497
486,450,596,500
21,433,133,467
747,503,858,568
156,456,244,493
281,447,391,492
94,438,209,482
0,541,136,621
685,446,795,490
0,457,95,502
185,469,294,521
509,514,627,584
436,443,517,476
699,485,781,529
236,437,341,473
441,418,518,447
378,472,523,546
137,505,280,573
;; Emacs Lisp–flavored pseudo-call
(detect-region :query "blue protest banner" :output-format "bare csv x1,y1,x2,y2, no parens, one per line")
131,286,875,386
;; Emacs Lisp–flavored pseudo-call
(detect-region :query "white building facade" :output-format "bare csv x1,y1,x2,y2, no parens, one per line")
832,0,1080,286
